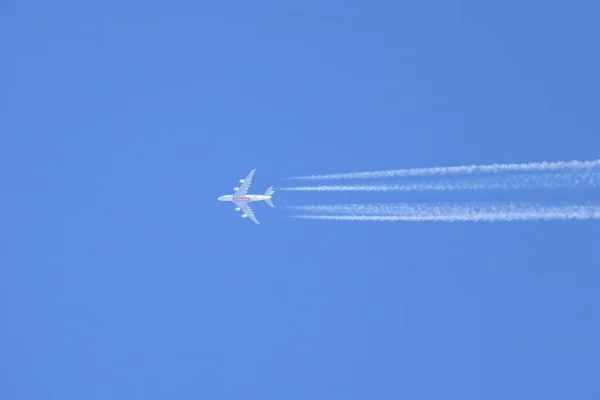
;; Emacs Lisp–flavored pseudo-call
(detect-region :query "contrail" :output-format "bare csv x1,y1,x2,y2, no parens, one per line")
287,203,600,222
281,171,600,192
288,159,600,180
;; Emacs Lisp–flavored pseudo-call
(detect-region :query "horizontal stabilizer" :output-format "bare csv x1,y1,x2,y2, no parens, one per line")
264,186,275,207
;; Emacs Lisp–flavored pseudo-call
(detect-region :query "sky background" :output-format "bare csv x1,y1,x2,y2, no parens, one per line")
2,1,600,399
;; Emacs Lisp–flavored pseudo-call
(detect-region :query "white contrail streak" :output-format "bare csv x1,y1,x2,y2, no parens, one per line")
289,159,600,180
281,171,600,192
287,203,600,222
292,213,600,222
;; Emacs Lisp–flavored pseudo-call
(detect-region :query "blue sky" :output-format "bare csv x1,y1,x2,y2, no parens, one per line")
1,1,599,399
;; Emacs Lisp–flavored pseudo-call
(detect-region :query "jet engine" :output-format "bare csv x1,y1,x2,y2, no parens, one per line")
233,187,239,191
235,207,241,211
241,214,248,218
239,179,245,183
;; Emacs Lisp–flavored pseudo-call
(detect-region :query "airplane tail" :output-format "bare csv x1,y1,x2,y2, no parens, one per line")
264,187,275,207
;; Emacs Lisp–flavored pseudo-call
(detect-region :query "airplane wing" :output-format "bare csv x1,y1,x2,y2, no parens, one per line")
236,203,260,224
234,169,256,196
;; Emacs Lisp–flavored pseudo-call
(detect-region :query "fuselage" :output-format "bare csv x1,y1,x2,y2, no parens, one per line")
217,194,271,203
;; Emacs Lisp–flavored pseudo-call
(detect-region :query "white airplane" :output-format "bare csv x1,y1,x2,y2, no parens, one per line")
217,169,275,224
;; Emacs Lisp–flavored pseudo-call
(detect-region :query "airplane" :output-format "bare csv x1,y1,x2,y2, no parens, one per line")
217,169,275,224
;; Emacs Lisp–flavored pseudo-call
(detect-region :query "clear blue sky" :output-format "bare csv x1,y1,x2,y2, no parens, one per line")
2,1,599,399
